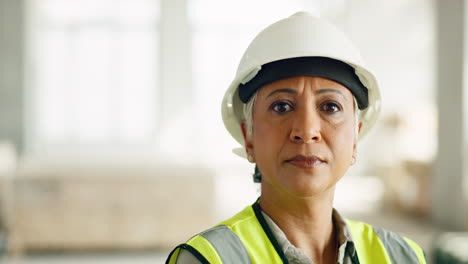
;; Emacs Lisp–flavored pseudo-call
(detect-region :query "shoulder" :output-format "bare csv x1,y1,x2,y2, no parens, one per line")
218,204,257,229
345,219,426,264
166,205,255,264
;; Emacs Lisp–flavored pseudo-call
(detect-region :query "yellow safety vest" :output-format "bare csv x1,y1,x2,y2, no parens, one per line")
167,201,426,264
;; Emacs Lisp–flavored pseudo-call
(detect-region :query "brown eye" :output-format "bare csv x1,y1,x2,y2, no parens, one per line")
272,101,293,113
320,102,341,114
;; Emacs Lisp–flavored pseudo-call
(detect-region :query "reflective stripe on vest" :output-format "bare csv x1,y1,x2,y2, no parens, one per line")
167,204,426,264
170,205,283,264
374,226,420,263
346,219,425,263
196,225,251,264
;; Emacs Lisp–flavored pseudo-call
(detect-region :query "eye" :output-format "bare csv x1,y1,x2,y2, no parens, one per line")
271,101,294,113
320,102,342,114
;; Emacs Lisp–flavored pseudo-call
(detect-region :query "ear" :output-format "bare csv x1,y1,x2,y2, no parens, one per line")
352,121,363,157
240,121,254,159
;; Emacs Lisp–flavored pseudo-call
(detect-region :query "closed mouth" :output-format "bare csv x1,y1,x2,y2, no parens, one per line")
286,155,325,169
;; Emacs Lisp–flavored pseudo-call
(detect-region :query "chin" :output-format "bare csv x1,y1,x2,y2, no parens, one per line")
280,176,335,198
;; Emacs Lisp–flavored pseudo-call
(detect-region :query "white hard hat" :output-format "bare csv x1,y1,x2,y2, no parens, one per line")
222,11,381,153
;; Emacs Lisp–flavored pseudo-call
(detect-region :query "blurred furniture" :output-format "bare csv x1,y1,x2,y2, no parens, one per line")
379,160,431,217
8,162,215,252
432,232,468,263
0,141,17,258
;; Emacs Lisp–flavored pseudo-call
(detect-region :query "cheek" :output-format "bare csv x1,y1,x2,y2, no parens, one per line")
252,118,289,156
328,122,356,158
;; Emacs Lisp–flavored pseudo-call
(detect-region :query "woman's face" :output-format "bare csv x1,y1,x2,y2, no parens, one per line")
242,76,361,198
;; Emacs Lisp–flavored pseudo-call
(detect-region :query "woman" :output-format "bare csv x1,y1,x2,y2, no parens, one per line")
166,12,426,264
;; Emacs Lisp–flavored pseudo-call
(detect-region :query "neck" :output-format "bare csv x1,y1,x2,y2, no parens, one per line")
259,185,337,264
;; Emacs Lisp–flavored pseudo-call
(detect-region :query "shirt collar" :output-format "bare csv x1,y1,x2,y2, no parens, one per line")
260,208,356,263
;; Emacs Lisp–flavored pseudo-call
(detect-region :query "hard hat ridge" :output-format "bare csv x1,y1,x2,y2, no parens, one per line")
238,56,369,110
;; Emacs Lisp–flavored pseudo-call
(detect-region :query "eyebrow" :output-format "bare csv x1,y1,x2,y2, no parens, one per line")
266,88,347,100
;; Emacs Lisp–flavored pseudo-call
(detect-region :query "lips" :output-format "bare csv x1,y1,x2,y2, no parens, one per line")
286,155,325,169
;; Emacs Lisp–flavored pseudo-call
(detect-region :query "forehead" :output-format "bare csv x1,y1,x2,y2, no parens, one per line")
257,76,354,98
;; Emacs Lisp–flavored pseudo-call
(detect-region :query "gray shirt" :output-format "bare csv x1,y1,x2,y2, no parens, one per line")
176,209,356,264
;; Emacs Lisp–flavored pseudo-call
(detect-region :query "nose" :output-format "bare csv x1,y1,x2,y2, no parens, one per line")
289,106,322,144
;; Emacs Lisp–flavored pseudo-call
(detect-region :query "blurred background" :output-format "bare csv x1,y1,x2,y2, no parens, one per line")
0,0,467,263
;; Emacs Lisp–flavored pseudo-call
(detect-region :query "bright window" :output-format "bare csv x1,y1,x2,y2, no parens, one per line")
28,0,159,156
